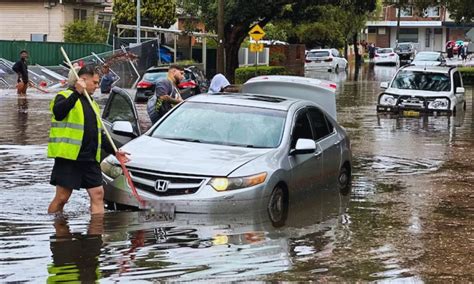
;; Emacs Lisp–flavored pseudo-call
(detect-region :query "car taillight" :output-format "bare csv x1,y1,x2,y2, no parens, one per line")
375,54,380,57
389,53,395,56
324,58,333,62
137,81,153,88
305,59,312,63
178,80,197,89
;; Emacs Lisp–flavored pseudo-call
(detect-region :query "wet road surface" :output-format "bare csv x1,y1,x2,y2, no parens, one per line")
0,65,473,282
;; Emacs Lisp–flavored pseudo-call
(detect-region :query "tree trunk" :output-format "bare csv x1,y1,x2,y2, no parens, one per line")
344,40,348,60
353,34,361,66
225,43,240,83
396,5,401,44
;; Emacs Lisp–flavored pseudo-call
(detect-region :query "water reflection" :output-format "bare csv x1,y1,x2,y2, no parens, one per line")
48,214,104,282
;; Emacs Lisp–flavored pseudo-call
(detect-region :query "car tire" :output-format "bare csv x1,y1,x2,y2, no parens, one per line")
267,184,288,227
338,166,352,196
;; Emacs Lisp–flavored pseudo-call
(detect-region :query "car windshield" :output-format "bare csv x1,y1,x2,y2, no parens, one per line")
377,48,393,54
397,44,411,50
307,51,330,57
151,102,286,148
391,70,451,91
414,53,440,61
143,71,167,82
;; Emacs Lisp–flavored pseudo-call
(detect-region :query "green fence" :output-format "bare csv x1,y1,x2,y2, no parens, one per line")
0,40,112,66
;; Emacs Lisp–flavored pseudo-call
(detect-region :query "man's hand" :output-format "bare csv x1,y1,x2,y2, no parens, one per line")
75,78,86,95
115,149,131,164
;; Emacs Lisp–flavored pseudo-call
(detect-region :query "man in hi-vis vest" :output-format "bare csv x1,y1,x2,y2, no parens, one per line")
47,65,128,214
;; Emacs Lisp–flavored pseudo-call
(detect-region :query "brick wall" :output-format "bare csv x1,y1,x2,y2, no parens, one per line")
269,44,305,76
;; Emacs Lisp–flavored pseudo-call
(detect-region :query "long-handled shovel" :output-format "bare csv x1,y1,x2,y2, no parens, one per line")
59,47,147,209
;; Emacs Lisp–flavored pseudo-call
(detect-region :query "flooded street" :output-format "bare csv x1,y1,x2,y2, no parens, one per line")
1,65,473,282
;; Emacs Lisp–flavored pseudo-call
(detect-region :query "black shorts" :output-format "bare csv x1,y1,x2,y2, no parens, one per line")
50,158,102,190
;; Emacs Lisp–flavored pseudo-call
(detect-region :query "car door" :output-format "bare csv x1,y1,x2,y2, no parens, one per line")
307,107,341,186
101,87,141,155
288,108,323,192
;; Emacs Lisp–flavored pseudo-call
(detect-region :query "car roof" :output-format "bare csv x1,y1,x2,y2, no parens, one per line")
308,49,331,52
399,65,454,73
185,93,298,111
416,51,441,55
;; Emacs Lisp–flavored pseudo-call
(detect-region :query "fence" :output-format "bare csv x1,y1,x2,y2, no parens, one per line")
0,40,112,66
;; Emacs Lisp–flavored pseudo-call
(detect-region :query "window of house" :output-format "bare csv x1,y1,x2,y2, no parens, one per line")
398,7,413,17
368,27,377,34
378,27,386,35
399,28,418,43
425,29,431,47
74,9,87,21
424,6,440,17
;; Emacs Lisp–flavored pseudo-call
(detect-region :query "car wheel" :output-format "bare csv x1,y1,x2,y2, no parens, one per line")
338,166,352,196
267,184,288,227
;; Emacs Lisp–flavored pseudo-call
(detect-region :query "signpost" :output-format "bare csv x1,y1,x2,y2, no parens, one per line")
248,24,265,76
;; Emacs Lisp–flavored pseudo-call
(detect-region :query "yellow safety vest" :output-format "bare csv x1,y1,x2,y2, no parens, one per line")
47,89,102,162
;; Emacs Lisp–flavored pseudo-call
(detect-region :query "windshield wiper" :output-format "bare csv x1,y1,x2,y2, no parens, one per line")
165,137,202,143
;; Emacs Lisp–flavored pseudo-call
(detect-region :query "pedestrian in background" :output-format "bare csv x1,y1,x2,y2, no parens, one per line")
47,65,129,215
12,50,30,95
99,63,117,94
147,65,184,124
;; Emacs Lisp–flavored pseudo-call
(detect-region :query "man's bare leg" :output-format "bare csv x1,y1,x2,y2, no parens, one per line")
48,186,73,214
87,186,105,214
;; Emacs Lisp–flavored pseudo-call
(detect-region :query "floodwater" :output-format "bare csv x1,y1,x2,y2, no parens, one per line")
1,65,473,282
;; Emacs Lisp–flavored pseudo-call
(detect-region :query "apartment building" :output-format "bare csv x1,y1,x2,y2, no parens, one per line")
366,5,473,51
0,0,112,42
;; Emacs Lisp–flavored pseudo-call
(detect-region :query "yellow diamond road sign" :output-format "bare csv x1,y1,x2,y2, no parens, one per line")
250,43,264,52
249,24,265,41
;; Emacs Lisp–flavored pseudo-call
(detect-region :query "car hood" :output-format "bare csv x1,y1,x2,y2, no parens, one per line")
385,88,451,97
120,135,272,176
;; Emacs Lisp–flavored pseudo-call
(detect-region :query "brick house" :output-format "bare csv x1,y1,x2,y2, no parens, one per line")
0,0,112,42
365,5,473,52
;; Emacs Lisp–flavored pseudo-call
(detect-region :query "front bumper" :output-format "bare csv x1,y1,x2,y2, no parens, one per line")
376,105,452,115
102,173,269,213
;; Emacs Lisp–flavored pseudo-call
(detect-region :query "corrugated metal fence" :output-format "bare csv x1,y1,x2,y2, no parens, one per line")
0,40,112,66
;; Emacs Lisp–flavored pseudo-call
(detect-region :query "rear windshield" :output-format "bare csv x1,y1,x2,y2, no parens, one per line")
307,51,330,58
414,53,440,61
397,44,412,50
391,70,451,91
377,48,393,54
143,71,167,82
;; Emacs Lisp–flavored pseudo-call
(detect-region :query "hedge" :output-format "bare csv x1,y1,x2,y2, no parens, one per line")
459,67,474,85
235,66,288,84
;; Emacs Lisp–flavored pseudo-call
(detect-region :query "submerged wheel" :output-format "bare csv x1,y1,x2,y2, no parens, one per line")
338,166,352,196
267,185,288,227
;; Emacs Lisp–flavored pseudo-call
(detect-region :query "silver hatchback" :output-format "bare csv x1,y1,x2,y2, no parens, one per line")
100,76,352,226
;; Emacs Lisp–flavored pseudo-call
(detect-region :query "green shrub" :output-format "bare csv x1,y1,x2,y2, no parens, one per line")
459,67,474,85
235,66,288,84
64,20,107,44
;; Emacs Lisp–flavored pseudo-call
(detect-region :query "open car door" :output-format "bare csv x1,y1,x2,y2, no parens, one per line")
101,87,141,157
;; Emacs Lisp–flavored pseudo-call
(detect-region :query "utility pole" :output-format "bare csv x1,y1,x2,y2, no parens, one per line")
217,0,225,74
136,0,141,44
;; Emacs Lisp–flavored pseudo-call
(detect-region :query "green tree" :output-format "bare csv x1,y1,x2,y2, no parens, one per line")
113,0,177,28
64,20,107,43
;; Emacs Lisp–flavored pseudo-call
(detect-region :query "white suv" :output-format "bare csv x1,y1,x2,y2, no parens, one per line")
305,48,348,72
377,65,466,116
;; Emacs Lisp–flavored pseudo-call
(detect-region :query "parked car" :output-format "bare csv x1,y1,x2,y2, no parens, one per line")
373,48,400,66
100,76,352,226
305,48,348,72
394,42,417,61
135,66,208,102
377,65,466,116
412,51,446,66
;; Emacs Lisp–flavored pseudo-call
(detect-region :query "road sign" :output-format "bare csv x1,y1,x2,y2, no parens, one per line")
249,24,265,41
250,43,264,53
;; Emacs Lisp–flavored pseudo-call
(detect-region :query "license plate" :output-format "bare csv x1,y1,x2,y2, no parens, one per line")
138,203,175,222
315,60,321,63
403,110,420,117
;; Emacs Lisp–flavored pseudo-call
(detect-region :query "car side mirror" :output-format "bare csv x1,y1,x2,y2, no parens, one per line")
291,138,316,155
380,82,389,89
456,87,465,94
112,121,135,137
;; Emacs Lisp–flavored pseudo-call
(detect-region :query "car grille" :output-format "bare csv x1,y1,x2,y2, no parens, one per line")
128,168,207,197
398,96,425,108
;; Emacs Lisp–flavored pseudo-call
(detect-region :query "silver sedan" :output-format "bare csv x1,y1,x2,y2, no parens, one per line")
100,76,352,226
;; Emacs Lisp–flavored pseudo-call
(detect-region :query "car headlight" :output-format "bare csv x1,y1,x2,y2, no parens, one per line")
209,172,267,192
100,155,123,179
428,98,450,110
379,94,397,106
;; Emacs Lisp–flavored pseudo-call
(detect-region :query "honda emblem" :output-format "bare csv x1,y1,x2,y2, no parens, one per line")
155,179,170,192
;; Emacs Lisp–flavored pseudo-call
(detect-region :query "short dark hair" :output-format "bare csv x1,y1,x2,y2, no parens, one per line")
77,65,99,77
20,50,28,54
169,64,184,71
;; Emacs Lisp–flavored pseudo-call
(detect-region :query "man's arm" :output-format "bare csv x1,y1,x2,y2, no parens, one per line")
155,81,182,104
52,90,80,121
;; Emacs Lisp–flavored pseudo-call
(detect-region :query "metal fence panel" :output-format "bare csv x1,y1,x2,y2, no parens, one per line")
0,40,112,66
